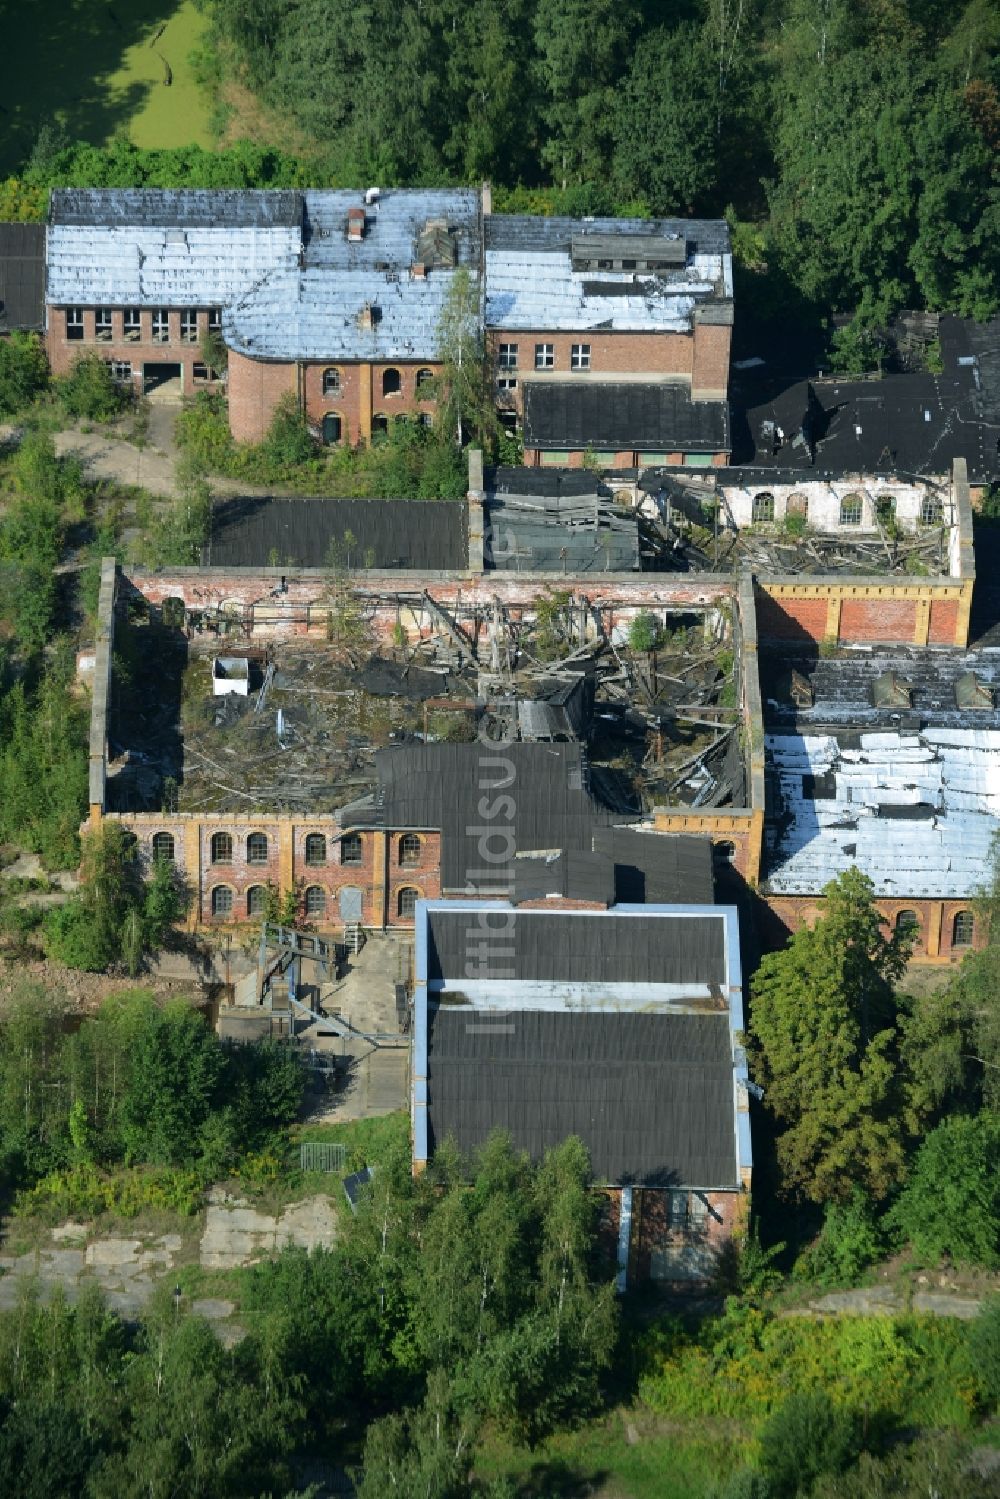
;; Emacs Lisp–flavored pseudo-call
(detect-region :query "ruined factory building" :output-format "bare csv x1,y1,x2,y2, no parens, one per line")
730,315,1000,481
763,648,1000,902
413,899,751,1287
204,496,468,571
483,472,640,572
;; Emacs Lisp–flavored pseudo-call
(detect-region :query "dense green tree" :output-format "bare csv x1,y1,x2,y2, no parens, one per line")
886,1112,1000,1267
533,0,640,187
758,1390,862,1499
0,332,49,416
748,868,910,1203
435,267,497,450
611,27,718,214
120,1001,227,1166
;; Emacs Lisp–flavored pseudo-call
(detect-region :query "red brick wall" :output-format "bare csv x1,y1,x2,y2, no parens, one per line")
839,597,916,641
602,1187,746,1287
227,351,297,443
755,594,829,642
490,329,694,392
928,599,959,645
46,307,222,393
301,361,442,444
691,323,732,400
766,893,983,962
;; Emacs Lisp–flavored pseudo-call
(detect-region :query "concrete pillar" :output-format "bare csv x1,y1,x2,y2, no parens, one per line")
467,450,485,572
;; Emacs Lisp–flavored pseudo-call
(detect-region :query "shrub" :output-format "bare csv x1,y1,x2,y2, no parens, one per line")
262,392,314,467
16,1162,204,1219
0,332,49,416
628,613,662,652
886,1112,1000,1268
794,1190,883,1287
56,353,126,422
758,1390,862,1498
967,1297,1000,1412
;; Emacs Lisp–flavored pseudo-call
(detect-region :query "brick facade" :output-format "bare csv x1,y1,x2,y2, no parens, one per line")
756,581,973,649
765,893,984,964
227,351,444,446
46,307,223,396
690,322,732,401
116,812,442,932
603,1185,748,1287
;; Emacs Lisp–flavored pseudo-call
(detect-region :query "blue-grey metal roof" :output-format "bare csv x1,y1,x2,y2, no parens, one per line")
47,189,302,308
485,215,731,334
224,189,481,362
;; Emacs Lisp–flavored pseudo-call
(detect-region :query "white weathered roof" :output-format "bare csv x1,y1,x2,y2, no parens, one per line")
764,728,1000,897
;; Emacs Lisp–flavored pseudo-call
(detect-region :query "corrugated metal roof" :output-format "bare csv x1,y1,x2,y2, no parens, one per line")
511,848,615,904
0,222,44,330
591,828,715,905
371,742,628,889
205,496,467,570
523,382,730,451
485,215,730,334
49,188,303,228
224,189,481,362
427,1008,738,1186
427,904,726,984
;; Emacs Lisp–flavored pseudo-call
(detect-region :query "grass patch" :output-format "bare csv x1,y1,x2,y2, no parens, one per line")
1,0,211,174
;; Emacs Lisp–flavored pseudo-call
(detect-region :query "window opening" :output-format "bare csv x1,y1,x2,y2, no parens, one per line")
95,307,112,341
341,833,363,865
498,344,518,370
571,343,591,370
152,309,169,344
180,309,197,344
211,832,232,865
66,307,84,341
397,886,419,919
400,833,421,866
322,367,341,396
840,492,864,526
305,885,326,917
211,885,233,916
247,885,266,917
953,910,974,947
247,832,268,864
304,834,327,865
382,367,402,396
534,343,554,370
123,308,140,342
152,832,175,863
752,492,775,524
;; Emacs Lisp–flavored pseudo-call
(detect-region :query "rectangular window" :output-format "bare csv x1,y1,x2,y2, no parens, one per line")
497,376,518,392
95,307,112,341
498,343,518,370
110,361,132,384
123,308,140,341
534,343,554,370
571,343,591,370
684,452,713,467
152,309,169,344
207,307,222,332
588,451,617,465
539,449,571,466
875,495,896,524
180,309,198,344
193,362,220,382
921,496,942,525
639,453,670,466
66,307,84,341
667,1191,689,1229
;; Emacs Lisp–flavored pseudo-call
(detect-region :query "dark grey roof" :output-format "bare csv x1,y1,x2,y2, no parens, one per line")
426,906,726,985
511,849,615,905
524,382,730,452
49,188,303,228
0,223,44,331
486,215,730,257
427,1009,737,1186
204,497,467,570
592,829,715,905
371,742,626,889
488,466,619,498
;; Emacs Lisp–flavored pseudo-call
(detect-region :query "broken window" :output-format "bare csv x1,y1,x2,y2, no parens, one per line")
382,367,402,396
305,834,327,865
498,343,518,370
152,832,175,863
896,909,919,936
180,309,198,344
953,910,974,947
152,309,169,343
801,772,835,800
208,308,222,333
322,367,341,396
667,1190,689,1229
418,412,433,429
920,495,942,525
123,308,141,341
840,493,864,526
110,361,132,384
247,832,268,864
322,412,342,445
211,885,233,917
305,885,326,917
400,833,421,866
66,307,84,341
95,307,113,341
534,343,554,370
571,343,591,370
341,833,363,865
713,840,736,866
872,671,912,708
416,368,434,395
211,832,233,865
192,363,219,382
497,376,518,393
875,495,896,525
786,493,808,520
247,885,266,917
372,414,389,437
397,886,419,919
752,492,775,524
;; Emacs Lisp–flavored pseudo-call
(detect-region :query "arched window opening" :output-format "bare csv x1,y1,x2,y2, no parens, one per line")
322,367,341,396
752,492,774,524
247,885,267,917
211,885,233,917
211,832,232,865
953,910,974,947
400,833,421,867
341,832,363,865
247,832,268,865
397,886,418,919
152,832,175,863
304,834,327,866
840,492,864,526
305,885,326,917
382,368,402,397
896,909,919,935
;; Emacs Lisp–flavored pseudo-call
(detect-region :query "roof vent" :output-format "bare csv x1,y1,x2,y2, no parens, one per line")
347,206,367,242
871,671,912,709
955,671,994,710
364,186,381,206
416,218,457,271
